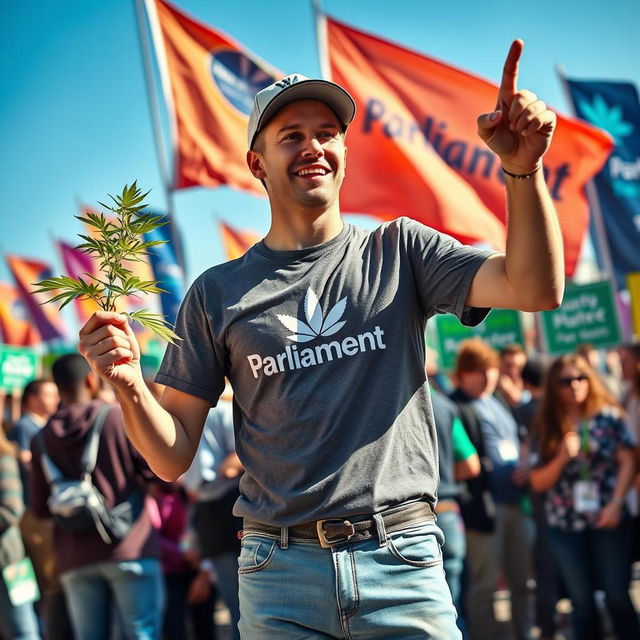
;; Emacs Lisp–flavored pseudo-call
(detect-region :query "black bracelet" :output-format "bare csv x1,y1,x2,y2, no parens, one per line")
502,164,542,179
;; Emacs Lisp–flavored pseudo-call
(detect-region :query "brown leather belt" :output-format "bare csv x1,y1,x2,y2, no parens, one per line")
242,501,435,549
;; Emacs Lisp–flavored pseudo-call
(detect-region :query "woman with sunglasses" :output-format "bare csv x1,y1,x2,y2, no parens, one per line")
529,354,639,640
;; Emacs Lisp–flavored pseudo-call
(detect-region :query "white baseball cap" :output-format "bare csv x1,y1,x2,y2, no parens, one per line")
247,74,356,149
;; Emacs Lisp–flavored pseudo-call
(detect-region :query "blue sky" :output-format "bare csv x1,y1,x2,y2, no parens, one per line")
1,0,639,334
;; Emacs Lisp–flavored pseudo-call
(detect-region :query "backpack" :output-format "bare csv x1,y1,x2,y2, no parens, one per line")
35,406,144,544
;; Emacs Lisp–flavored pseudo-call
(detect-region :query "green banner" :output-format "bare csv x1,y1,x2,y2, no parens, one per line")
431,309,524,372
540,280,621,355
0,346,40,392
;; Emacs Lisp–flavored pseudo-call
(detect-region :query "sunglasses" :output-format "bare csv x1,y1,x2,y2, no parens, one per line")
558,374,588,387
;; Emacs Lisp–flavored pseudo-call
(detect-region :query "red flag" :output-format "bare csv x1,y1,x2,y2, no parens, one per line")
0,282,41,346
325,17,614,276
56,240,101,325
219,221,261,260
6,255,68,342
148,0,281,192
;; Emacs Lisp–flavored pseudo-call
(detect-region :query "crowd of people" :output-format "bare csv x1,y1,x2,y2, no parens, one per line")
432,339,640,640
0,356,242,640
0,339,639,639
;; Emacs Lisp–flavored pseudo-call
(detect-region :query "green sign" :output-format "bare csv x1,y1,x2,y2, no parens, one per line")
0,346,40,392
2,557,40,606
140,340,166,378
540,280,621,355
432,309,524,371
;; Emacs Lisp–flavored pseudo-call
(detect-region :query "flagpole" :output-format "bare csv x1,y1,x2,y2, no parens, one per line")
133,0,187,278
556,65,616,287
312,0,331,80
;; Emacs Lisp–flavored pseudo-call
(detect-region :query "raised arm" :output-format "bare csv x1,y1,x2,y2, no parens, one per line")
78,312,210,481
467,39,564,312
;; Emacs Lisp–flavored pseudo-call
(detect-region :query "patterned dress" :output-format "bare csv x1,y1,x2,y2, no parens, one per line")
539,407,634,531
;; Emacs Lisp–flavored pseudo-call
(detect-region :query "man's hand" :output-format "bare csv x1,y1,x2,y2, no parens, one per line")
78,311,143,390
477,39,556,174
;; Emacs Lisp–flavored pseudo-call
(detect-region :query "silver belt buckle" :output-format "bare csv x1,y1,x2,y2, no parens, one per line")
316,519,356,549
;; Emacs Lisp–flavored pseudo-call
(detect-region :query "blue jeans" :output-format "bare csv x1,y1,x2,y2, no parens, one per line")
238,518,460,639
547,519,640,640
60,558,165,640
0,574,41,640
437,509,467,635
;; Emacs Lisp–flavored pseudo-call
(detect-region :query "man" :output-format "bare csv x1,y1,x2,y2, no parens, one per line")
450,339,533,640
496,343,528,409
8,379,60,623
29,354,164,640
9,379,59,497
431,387,480,633
79,39,563,638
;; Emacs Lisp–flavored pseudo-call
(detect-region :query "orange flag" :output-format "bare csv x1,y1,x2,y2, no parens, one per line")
325,17,614,276
0,282,41,346
148,0,281,192
219,221,262,261
6,255,68,342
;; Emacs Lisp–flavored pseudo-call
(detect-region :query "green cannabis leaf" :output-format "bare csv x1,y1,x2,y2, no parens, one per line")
33,182,181,346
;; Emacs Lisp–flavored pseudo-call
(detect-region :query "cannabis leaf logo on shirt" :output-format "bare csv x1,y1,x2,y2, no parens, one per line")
578,94,634,144
277,288,347,343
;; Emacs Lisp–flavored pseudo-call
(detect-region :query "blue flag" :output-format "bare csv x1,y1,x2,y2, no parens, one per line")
566,79,640,290
144,215,185,326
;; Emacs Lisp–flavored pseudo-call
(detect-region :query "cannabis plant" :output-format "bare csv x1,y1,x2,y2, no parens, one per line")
34,182,181,345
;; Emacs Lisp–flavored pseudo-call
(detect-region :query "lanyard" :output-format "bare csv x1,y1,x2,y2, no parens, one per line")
580,419,590,480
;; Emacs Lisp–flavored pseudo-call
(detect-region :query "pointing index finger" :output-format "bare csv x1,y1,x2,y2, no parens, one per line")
497,39,524,106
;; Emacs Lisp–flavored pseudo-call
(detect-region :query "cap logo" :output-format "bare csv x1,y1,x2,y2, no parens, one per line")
275,75,300,90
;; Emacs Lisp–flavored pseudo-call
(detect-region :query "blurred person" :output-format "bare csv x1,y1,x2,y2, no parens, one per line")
450,338,533,640
618,342,640,445
0,421,41,639
8,380,59,499
496,343,528,409
29,354,164,640
618,342,640,560
431,386,480,633
146,480,217,640
182,394,242,640
529,354,639,640
515,359,563,640
96,379,117,405
78,42,564,638
8,380,60,627
577,343,623,398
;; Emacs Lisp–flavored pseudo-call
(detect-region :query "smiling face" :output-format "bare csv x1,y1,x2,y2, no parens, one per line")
247,100,347,212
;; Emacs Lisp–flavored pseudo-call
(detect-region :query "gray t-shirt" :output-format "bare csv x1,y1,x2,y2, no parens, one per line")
157,218,491,525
